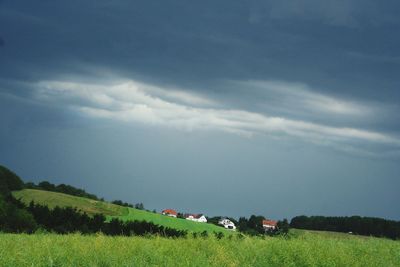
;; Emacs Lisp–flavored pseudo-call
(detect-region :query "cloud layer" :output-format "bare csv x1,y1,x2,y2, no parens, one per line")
231,80,374,117
34,78,400,155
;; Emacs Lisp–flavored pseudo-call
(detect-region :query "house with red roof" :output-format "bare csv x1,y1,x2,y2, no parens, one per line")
262,219,277,231
162,209,178,218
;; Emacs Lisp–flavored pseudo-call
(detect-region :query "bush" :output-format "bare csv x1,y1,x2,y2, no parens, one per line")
0,196,37,233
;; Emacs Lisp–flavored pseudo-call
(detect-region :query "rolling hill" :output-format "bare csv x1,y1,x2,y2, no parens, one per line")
12,189,228,233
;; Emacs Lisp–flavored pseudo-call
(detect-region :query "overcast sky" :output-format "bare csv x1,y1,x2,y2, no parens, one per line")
1,0,400,220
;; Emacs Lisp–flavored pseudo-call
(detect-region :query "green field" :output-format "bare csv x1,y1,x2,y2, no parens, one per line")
1,231,399,267
109,207,229,233
12,189,227,233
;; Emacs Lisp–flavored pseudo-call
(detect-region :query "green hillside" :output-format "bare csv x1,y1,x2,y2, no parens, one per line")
13,189,127,216
110,208,229,233
12,189,227,233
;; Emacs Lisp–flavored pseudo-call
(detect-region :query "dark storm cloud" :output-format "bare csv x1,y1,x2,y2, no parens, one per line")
251,0,400,27
0,0,399,150
1,0,399,102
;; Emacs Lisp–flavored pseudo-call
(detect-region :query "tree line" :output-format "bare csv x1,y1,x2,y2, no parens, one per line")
27,200,186,237
111,200,145,210
290,215,400,240
2,197,186,237
25,181,100,200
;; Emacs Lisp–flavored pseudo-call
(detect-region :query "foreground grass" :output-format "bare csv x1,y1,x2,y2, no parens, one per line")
1,231,399,267
12,189,227,233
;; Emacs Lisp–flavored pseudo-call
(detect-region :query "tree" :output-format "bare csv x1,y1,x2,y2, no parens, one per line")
277,219,290,234
0,196,37,233
135,203,144,210
38,181,56,191
0,165,24,196
24,182,36,189
238,217,249,232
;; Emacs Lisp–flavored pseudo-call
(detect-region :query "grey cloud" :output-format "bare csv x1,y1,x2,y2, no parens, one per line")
1,0,399,101
0,0,399,142
251,0,400,27
1,0,399,128
262,0,358,27
347,51,400,64
28,78,400,157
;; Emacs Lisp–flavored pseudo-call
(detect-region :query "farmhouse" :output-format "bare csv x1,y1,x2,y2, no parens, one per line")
262,219,277,230
184,214,207,223
218,218,236,230
162,209,178,218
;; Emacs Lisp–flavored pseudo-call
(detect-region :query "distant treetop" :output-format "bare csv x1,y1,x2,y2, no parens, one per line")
25,181,99,200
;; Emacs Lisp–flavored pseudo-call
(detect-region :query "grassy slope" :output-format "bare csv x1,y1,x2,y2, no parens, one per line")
1,231,399,267
12,189,127,216
110,208,228,233
12,189,227,233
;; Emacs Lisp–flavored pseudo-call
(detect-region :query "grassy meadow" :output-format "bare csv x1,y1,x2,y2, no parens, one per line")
1,230,399,267
12,189,227,233
12,189,126,216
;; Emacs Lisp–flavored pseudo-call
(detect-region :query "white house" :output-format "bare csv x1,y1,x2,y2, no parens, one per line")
184,214,207,223
218,218,236,230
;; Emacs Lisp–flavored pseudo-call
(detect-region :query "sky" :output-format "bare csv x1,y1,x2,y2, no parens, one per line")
1,0,400,220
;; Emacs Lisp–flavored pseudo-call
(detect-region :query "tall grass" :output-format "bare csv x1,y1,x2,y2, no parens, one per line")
1,231,399,266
